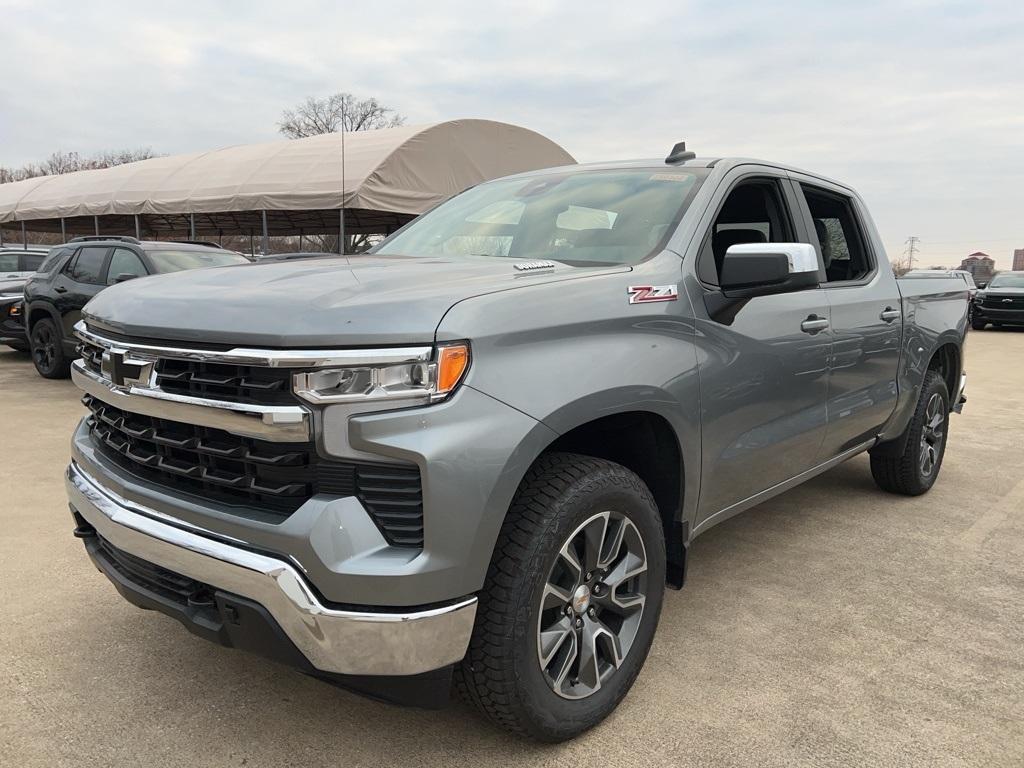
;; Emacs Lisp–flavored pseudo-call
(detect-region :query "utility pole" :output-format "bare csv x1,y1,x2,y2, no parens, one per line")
903,236,920,272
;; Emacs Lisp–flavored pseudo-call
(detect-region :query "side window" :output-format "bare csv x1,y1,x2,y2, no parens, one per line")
22,253,45,271
106,248,148,284
66,246,108,284
39,248,68,273
697,179,794,285
801,186,872,283
0,253,18,271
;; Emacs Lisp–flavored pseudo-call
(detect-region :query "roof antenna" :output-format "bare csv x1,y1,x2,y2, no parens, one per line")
665,141,696,164
339,111,347,256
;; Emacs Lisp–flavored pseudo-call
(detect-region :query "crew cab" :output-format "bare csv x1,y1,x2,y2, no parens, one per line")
64,149,968,741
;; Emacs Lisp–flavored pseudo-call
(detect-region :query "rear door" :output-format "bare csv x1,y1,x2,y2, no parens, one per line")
57,246,110,336
688,168,832,526
791,176,902,458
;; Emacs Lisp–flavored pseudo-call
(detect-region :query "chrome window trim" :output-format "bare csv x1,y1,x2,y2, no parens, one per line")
75,322,432,368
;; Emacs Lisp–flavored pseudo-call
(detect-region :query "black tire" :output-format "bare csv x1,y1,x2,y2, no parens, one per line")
970,318,986,331
30,318,71,379
870,370,949,495
455,452,666,741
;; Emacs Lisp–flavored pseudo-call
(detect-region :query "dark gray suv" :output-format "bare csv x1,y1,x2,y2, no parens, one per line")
23,237,249,378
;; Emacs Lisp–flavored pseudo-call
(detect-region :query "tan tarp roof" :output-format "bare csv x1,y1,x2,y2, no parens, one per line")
0,119,575,224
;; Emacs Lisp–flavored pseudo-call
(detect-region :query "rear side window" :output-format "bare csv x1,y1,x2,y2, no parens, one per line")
106,248,148,284
21,253,45,271
0,253,18,271
65,246,109,284
38,248,68,273
802,186,872,283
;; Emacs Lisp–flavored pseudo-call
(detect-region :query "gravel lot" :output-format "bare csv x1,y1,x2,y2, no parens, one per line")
2,330,1022,767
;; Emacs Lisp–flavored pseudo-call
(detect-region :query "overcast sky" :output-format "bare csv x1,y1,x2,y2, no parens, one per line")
1,0,1021,267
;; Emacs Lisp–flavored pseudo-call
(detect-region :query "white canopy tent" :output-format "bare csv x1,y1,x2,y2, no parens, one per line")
0,119,575,245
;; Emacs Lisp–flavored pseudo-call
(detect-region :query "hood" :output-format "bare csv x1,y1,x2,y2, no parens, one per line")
0,277,27,295
83,254,628,347
981,285,1024,295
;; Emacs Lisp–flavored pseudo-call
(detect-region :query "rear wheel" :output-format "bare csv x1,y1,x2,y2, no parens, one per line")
30,318,70,379
456,452,666,741
870,370,949,495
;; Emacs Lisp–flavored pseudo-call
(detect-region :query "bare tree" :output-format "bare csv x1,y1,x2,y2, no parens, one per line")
278,92,405,139
0,148,158,183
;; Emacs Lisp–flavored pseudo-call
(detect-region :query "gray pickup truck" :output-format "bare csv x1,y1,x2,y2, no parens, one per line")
65,149,968,741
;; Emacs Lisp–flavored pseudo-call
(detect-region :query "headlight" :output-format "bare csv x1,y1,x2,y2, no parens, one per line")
292,342,470,406
973,293,985,303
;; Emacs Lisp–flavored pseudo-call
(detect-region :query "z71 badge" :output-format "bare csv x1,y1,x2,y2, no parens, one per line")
627,284,678,304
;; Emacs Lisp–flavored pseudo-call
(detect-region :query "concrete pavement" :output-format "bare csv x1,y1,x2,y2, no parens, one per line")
1,330,1022,767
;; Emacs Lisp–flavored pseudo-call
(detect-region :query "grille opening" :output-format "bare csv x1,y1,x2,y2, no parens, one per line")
83,394,424,547
157,358,298,405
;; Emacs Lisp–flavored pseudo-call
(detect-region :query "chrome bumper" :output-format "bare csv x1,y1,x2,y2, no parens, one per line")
953,371,967,414
67,461,477,676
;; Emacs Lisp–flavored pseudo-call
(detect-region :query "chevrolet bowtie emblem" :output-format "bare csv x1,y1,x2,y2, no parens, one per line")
100,350,153,388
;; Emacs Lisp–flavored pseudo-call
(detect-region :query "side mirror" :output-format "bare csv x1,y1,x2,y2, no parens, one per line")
113,273,139,284
720,243,820,298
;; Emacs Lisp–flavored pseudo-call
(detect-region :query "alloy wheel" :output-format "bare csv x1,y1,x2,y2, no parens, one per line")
536,510,648,700
32,325,55,371
919,392,946,477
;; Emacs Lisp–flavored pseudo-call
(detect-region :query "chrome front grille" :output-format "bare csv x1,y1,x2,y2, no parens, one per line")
83,394,425,546
74,324,426,547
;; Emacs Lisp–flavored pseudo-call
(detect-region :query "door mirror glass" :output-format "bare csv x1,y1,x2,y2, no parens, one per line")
719,243,819,298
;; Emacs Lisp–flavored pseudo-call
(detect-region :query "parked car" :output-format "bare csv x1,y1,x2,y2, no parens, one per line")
64,151,968,741
971,270,1024,330
0,275,29,350
0,246,50,279
24,237,250,378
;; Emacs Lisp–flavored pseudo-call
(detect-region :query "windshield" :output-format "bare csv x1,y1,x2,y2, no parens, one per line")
375,168,708,266
988,273,1024,289
146,249,249,273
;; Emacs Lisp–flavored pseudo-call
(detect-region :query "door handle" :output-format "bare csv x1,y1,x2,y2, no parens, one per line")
800,315,829,334
54,286,68,293
879,307,901,322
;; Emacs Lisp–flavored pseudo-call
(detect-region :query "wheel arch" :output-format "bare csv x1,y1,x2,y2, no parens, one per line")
505,391,698,589
26,301,61,333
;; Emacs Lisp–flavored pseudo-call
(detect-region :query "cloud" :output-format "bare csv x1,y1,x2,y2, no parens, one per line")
0,0,1021,265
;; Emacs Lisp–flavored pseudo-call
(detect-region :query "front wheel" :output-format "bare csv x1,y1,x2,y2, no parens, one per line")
870,370,949,495
455,452,666,741
30,318,71,379
970,318,986,331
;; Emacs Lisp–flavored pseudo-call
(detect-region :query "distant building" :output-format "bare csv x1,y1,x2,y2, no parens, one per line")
1013,248,1024,271
960,252,996,284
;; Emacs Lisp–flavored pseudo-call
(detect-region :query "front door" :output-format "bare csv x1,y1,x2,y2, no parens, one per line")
57,246,110,338
687,174,832,526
